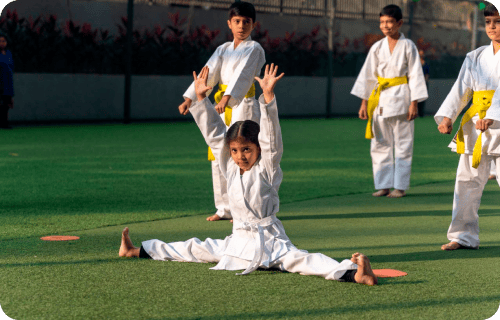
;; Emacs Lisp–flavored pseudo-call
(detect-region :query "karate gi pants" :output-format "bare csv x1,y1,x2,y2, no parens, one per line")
141,238,357,281
371,112,414,191
447,154,500,248
211,160,231,219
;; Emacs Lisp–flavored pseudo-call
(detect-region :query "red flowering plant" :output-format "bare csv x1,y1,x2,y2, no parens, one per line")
0,10,468,77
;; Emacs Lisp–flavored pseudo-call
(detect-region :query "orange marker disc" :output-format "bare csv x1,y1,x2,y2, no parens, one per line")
41,236,80,241
373,269,408,278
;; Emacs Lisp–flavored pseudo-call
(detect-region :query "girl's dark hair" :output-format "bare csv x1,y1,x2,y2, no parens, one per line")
228,1,256,22
380,4,403,22
484,3,499,17
226,120,260,148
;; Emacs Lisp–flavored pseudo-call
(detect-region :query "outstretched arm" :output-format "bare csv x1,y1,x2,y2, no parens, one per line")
190,67,230,176
255,64,284,182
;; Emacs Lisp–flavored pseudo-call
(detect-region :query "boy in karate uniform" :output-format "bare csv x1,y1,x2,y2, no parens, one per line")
351,5,428,198
178,1,265,221
436,3,500,250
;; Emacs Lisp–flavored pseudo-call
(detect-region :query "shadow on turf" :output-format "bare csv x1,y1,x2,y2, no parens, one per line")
367,245,500,263
163,294,500,320
279,208,499,220
0,257,133,268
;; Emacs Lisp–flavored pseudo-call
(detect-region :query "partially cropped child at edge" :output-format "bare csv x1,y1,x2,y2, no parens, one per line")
435,3,500,251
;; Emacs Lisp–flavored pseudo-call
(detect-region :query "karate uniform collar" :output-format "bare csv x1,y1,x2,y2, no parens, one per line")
232,36,252,48
384,32,405,41
489,42,500,59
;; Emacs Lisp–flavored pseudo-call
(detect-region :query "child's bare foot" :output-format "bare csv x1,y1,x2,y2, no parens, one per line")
119,227,140,257
206,214,222,221
387,189,406,198
441,241,462,251
489,174,496,180
372,189,390,197
351,253,378,285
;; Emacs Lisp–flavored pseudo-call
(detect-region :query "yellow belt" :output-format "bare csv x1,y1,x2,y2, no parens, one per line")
365,76,408,139
208,83,256,161
456,90,494,169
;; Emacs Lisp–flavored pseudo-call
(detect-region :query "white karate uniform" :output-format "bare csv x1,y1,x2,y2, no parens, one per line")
142,95,357,280
183,36,266,219
435,43,500,248
351,33,428,190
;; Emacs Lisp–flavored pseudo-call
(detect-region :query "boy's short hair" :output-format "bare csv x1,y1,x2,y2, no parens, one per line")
380,4,403,22
228,1,256,22
484,3,499,17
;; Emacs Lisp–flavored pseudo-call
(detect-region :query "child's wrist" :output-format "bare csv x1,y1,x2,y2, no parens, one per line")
263,91,274,103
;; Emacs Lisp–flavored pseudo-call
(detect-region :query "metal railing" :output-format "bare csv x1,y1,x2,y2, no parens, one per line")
129,0,473,29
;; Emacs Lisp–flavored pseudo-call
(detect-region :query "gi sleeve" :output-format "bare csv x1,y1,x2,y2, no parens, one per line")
183,46,223,102
258,94,283,184
189,97,230,178
351,44,379,100
434,55,473,125
486,85,500,122
407,41,428,102
224,45,265,107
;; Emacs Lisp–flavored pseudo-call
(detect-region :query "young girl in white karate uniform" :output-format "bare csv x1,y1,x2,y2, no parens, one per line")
120,64,378,285
436,3,500,251
351,5,428,198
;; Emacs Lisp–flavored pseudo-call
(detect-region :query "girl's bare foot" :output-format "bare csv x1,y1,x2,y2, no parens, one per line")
119,227,140,257
387,189,406,198
351,252,378,286
372,189,390,197
206,214,222,221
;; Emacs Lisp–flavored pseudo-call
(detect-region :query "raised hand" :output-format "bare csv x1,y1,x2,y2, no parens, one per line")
193,66,212,102
255,63,285,104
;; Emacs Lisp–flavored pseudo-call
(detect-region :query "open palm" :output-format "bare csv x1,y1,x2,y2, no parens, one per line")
255,63,284,94
193,66,212,98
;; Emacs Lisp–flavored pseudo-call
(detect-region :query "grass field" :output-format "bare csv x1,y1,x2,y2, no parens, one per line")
0,116,499,319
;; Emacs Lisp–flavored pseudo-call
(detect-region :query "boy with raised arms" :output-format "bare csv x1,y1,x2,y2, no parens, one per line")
351,5,428,198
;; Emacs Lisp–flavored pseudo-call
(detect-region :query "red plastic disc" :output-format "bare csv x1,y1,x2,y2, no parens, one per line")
373,269,408,278
41,236,80,241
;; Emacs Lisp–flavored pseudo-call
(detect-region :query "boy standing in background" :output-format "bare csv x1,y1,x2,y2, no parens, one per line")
351,5,428,198
178,1,266,221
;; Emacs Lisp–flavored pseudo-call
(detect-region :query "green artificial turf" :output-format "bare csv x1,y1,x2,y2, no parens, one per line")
0,117,499,319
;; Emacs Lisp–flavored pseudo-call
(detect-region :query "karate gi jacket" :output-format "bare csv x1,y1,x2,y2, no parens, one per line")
435,43,500,155
184,36,266,124
351,33,428,118
189,95,296,271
